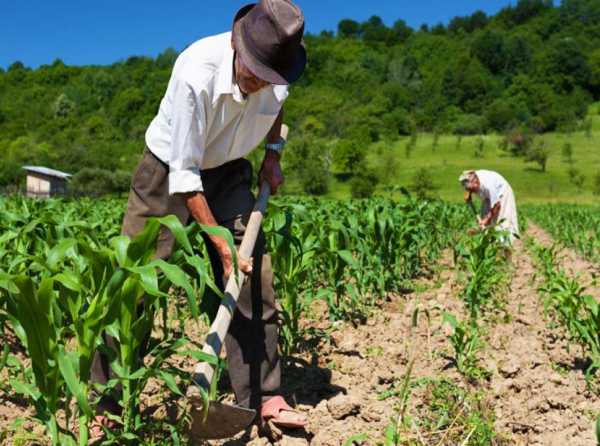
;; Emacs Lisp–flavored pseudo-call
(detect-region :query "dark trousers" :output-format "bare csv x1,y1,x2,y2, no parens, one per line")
90,148,281,412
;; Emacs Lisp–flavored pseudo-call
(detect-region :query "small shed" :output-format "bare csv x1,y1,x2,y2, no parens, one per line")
22,166,72,198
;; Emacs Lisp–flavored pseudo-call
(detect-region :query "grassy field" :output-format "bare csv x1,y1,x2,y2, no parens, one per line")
334,102,600,204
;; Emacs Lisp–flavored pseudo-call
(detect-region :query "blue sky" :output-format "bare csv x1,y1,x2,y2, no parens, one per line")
1,0,515,69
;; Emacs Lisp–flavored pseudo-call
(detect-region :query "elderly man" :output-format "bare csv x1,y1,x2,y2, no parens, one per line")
459,170,520,244
90,0,307,436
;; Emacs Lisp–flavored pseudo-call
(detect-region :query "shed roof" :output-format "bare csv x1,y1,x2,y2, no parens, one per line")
23,166,72,179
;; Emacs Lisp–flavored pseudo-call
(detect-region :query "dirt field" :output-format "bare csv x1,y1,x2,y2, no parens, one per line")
1,223,599,445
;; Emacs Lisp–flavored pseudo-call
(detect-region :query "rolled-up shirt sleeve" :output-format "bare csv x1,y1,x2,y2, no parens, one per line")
168,78,206,195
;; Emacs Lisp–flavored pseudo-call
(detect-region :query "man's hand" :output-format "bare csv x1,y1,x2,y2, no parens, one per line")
215,238,253,280
259,150,284,194
183,192,253,281
478,215,490,229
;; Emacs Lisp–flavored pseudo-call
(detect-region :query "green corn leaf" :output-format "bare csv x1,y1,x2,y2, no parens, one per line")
183,350,219,366
54,272,82,292
443,312,458,330
584,295,599,317
158,371,183,396
199,224,238,275
111,236,131,267
185,253,220,298
126,265,165,298
127,218,161,264
343,433,368,446
0,272,19,294
338,250,358,268
10,378,41,402
57,349,92,417
150,259,198,318
46,238,78,272
158,215,193,255
59,435,77,446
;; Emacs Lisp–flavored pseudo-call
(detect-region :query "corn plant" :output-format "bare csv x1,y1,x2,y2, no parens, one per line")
530,240,600,383
0,214,226,445
443,312,487,381
265,204,316,355
454,227,507,320
526,204,600,262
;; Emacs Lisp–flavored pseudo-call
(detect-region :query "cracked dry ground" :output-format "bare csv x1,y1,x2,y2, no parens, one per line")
212,224,600,446
1,222,599,446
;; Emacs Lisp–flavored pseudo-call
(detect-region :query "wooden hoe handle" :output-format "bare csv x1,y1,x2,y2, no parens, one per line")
192,123,288,389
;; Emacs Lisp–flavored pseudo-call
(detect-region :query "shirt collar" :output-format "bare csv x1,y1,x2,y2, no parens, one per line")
213,42,246,105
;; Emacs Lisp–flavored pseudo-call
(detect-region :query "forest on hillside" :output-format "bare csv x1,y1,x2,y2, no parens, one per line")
0,0,599,195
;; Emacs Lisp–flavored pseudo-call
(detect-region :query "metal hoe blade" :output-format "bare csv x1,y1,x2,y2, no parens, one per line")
190,402,256,440
187,387,256,440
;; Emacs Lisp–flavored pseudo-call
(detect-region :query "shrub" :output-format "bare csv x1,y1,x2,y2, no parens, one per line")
504,126,533,156
285,134,331,195
594,171,600,195
568,167,585,190
474,137,485,158
525,139,550,172
71,168,131,195
350,170,379,198
410,167,438,199
404,133,417,159
432,132,440,152
562,142,573,164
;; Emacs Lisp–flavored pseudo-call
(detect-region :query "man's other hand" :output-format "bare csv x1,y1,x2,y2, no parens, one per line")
259,150,284,194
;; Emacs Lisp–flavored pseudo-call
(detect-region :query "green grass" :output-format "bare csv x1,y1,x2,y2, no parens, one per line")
379,134,599,203
349,103,600,204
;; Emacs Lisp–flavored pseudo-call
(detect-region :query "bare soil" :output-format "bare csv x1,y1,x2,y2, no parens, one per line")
1,223,599,445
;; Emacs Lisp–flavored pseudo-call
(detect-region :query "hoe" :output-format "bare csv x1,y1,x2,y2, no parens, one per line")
185,125,289,440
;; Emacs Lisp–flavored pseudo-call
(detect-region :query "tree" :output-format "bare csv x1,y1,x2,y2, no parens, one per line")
589,48,600,99
361,16,388,43
525,139,550,172
474,137,485,158
544,38,591,92
53,93,76,118
378,146,400,186
391,19,412,43
504,34,532,73
442,56,494,112
285,134,331,195
568,167,585,190
562,142,574,164
504,126,534,156
560,0,600,24
594,171,600,195
155,48,178,69
471,30,506,74
485,99,518,132
333,139,365,173
338,19,361,38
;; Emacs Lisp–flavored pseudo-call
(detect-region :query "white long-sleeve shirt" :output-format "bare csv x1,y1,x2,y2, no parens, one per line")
145,32,289,195
476,170,506,209
476,169,519,240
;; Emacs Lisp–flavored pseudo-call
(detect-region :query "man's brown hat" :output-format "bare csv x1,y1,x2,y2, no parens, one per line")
233,0,307,85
